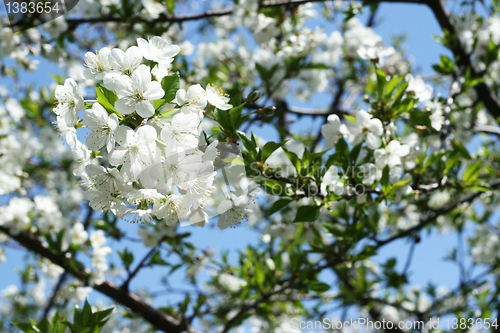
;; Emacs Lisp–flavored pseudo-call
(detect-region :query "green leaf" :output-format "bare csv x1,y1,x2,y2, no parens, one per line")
302,63,330,70
375,68,387,97
333,138,349,170
393,178,412,188
150,251,168,266
294,205,320,222
237,131,256,154
392,81,409,105
344,114,357,122
262,141,287,162
433,55,455,74
451,140,471,159
228,104,244,129
282,147,301,172
349,143,363,167
95,307,114,324
468,185,490,192
381,165,390,194
302,148,312,171
212,109,230,130
161,72,180,103
118,249,134,270
268,198,293,216
262,179,288,196
153,99,166,110
385,75,405,97
12,321,38,333
255,63,279,81
463,161,482,184
468,77,484,88
96,84,119,114
82,299,92,326
393,97,415,115
310,282,330,294
166,0,175,13
36,318,50,333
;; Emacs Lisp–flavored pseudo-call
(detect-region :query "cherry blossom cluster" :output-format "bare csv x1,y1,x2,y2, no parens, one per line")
53,36,251,229
320,110,411,191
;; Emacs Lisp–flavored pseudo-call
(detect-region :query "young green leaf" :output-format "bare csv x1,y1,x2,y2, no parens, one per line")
96,84,119,115
268,198,293,216
294,205,320,222
161,72,180,103
262,141,287,163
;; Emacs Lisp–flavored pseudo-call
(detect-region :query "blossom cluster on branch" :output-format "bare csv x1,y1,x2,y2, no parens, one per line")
53,36,254,229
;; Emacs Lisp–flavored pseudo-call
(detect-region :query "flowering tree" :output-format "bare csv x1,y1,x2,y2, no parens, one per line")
1,0,500,332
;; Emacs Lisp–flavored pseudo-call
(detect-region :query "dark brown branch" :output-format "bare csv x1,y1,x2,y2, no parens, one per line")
285,105,349,116
475,125,500,137
64,0,334,26
0,226,201,333
376,178,500,247
43,207,93,319
42,273,67,319
424,0,500,120
121,237,166,291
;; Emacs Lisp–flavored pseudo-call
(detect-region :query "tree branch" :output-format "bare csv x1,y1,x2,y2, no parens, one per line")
376,178,500,247
42,207,94,319
424,0,500,121
475,125,500,137
63,0,334,26
285,105,349,116
121,237,166,291
0,226,201,333
42,273,67,319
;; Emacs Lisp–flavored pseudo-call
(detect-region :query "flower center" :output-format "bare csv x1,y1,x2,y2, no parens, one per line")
130,145,140,155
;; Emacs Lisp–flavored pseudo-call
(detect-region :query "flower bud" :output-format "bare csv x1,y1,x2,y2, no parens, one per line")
261,106,276,115
362,94,370,103
406,90,416,98
245,91,261,103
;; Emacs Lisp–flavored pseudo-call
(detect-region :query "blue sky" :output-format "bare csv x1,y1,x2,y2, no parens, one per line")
0,0,492,329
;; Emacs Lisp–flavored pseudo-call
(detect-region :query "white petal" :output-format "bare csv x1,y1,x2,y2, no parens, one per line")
114,75,134,97
365,133,382,150
173,89,186,105
115,98,136,115
137,38,151,59
136,125,157,145
144,81,164,100
125,46,143,69
368,118,384,136
356,110,371,126
86,131,106,151
109,147,128,166
135,100,155,118
114,126,135,146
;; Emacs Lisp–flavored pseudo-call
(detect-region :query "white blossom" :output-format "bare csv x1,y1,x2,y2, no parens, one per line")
406,74,433,102
173,84,207,120
109,125,161,181
357,41,395,64
137,37,180,65
346,110,384,149
321,114,349,149
54,79,84,127
114,65,164,118
206,85,233,110
83,47,112,80
374,140,410,168
83,102,119,152
217,195,253,230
